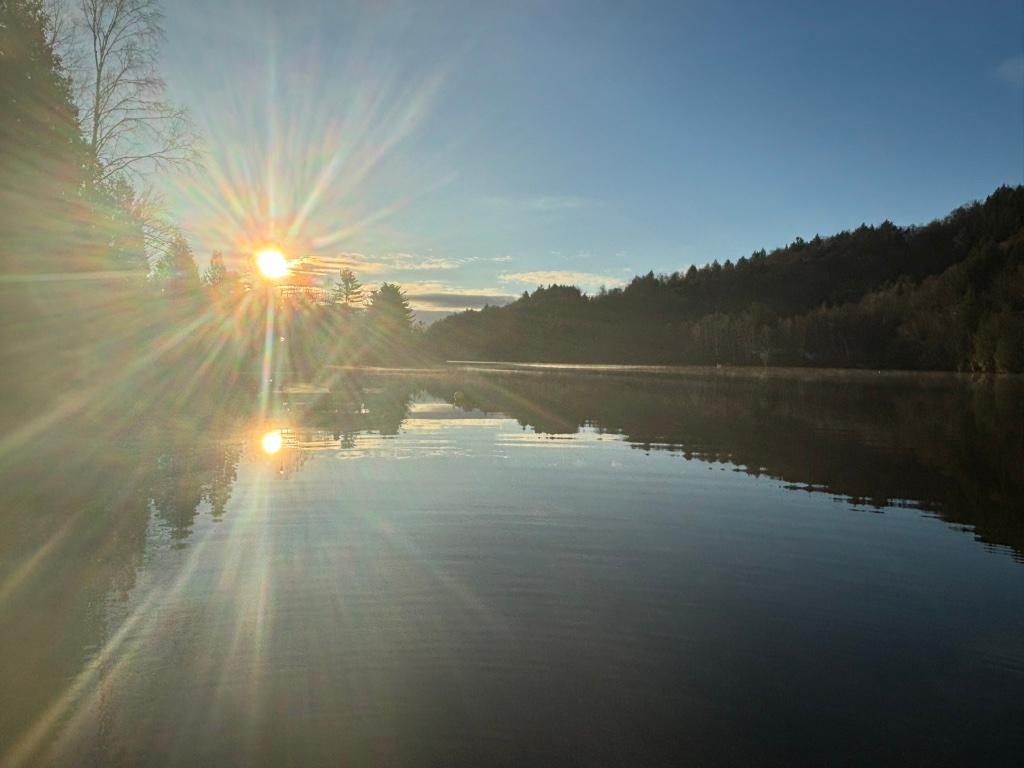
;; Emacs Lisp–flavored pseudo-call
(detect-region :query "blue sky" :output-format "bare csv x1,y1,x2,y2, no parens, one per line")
160,0,1024,317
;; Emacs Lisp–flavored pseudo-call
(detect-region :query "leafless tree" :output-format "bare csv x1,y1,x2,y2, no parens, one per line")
74,0,199,182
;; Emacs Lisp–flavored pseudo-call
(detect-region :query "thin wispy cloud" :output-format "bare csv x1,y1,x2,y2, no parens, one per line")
342,253,463,273
994,54,1024,87
399,280,514,312
500,270,627,291
309,252,510,276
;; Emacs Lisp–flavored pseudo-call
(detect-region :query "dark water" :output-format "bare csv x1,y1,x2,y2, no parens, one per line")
1,368,1022,767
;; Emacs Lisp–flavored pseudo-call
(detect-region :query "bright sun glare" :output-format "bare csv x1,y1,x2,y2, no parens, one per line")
256,248,289,279
261,429,283,455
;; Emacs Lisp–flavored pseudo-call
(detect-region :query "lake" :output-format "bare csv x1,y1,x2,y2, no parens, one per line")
2,367,1022,766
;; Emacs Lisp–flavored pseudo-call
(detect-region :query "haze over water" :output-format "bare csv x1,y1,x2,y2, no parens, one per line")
2,368,1022,767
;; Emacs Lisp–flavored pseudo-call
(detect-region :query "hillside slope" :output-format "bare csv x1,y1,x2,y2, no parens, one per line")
427,186,1024,371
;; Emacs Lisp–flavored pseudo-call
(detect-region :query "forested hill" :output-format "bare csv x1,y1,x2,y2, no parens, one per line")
427,186,1024,372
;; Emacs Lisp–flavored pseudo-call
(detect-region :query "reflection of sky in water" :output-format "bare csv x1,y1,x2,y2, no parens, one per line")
5,383,1024,767
251,414,629,467
260,429,283,454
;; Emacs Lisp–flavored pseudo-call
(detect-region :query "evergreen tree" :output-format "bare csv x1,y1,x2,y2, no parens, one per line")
332,268,365,308
1,0,91,272
153,232,199,291
367,283,414,335
203,250,227,286
363,283,416,365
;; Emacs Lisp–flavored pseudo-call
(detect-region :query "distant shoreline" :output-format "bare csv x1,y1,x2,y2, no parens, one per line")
326,361,1020,384
426,188,1024,375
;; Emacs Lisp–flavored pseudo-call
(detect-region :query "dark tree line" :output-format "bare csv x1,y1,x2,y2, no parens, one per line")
427,187,1024,372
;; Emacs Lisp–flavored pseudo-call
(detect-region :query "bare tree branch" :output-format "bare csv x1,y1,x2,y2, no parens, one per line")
70,0,200,182
44,0,77,57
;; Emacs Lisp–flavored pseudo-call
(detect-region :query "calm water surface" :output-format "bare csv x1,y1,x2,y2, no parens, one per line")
2,369,1022,766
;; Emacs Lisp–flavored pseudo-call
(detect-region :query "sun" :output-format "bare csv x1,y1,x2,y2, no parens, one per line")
256,247,289,279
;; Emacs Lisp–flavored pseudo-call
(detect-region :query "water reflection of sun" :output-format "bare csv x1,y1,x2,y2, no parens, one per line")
261,429,283,454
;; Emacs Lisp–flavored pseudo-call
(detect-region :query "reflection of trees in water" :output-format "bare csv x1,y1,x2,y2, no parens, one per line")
149,429,242,538
1,369,1020,756
12,370,1018,569
363,381,416,435
420,370,1024,559
208,441,240,519
0,401,250,755
0,430,157,752
0,371,416,755
303,377,417,439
